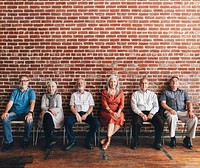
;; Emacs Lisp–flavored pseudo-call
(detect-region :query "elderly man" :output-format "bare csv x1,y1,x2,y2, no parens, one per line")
1,75,36,151
64,78,99,150
160,76,198,149
131,77,164,150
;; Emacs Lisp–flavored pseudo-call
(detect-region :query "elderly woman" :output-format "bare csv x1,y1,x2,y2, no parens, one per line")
100,75,124,150
39,81,64,149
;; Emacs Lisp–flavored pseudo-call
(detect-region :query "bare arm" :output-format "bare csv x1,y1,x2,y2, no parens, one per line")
70,105,82,123
25,100,35,123
161,101,176,115
1,100,13,120
82,105,93,121
186,101,195,118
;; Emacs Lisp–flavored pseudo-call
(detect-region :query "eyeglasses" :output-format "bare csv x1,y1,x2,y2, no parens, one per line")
20,80,29,83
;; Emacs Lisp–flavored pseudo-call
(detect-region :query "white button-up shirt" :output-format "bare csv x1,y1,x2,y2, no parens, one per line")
131,90,159,115
70,91,95,112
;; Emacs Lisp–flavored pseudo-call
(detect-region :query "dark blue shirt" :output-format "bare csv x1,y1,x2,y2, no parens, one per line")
159,87,189,112
10,87,36,114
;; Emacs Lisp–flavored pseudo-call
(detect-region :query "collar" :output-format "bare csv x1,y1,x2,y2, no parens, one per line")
19,87,29,92
139,89,148,93
168,87,180,92
77,90,86,94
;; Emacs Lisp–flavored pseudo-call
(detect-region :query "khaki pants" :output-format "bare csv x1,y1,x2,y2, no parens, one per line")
164,111,198,138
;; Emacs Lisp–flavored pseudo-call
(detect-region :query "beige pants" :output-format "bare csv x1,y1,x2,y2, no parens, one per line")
164,111,198,138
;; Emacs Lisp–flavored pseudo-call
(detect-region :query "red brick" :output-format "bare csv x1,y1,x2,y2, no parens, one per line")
0,0,199,133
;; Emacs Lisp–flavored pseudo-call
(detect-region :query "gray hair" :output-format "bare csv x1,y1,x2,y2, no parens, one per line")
106,75,120,96
140,76,148,84
47,81,57,93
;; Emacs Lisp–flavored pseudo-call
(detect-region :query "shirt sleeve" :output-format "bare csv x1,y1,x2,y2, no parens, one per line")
41,94,48,111
102,90,109,109
30,89,36,101
9,89,17,102
70,93,75,106
88,92,95,106
131,92,142,115
119,90,124,110
149,93,159,115
159,90,167,102
184,90,190,102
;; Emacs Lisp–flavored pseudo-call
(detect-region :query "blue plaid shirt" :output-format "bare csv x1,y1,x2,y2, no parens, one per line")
159,87,189,112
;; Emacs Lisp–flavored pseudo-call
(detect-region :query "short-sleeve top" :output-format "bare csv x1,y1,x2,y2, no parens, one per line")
10,87,36,114
159,87,189,112
70,91,95,112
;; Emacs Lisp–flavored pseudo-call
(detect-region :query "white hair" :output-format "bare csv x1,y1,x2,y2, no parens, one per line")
106,75,120,96
47,81,57,92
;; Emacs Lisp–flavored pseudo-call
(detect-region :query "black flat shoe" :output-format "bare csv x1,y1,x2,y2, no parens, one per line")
154,143,162,150
170,137,176,148
1,142,14,152
131,142,137,150
86,143,93,149
64,142,76,151
183,137,192,149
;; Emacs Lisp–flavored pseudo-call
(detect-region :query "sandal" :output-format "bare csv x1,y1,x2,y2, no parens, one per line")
100,138,106,145
102,136,111,150
102,141,110,150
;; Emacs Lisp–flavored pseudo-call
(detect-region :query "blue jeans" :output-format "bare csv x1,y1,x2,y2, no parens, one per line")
65,111,99,144
2,112,33,144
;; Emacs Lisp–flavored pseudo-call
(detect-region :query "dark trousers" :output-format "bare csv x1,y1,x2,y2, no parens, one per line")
43,113,55,144
64,111,99,144
132,111,164,144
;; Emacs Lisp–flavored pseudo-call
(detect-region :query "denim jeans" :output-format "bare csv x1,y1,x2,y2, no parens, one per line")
64,111,99,144
2,112,33,144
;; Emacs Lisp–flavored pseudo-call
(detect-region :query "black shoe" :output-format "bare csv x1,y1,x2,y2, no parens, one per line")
85,143,93,149
21,141,29,148
49,140,56,147
154,143,162,150
183,137,192,149
131,142,137,150
64,142,76,151
170,137,176,148
1,142,14,152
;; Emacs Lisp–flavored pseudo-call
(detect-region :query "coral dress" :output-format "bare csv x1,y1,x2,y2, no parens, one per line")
100,89,124,126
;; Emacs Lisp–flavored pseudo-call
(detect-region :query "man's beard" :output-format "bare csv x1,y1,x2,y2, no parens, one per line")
78,87,84,91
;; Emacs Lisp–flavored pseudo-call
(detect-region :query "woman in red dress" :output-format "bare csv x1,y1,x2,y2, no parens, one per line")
100,75,124,150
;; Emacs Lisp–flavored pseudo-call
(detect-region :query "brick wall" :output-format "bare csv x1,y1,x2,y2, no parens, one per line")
0,0,200,135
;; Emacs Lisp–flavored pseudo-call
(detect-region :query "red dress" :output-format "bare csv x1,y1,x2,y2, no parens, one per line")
100,89,124,126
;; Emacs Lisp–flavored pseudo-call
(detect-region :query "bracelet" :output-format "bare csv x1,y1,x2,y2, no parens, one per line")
28,111,33,116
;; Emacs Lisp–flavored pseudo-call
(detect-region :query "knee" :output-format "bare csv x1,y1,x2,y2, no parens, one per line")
2,117,10,124
192,116,198,124
64,117,73,127
43,113,52,121
94,120,100,130
25,119,33,125
167,114,178,122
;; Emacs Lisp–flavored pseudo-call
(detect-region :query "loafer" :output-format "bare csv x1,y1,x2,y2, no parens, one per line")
154,143,162,150
183,137,192,149
131,142,138,150
85,143,93,149
1,142,14,152
49,140,56,147
170,137,176,148
21,141,29,148
64,142,76,151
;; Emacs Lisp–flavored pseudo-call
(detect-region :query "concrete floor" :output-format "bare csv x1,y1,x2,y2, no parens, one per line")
0,136,200,168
